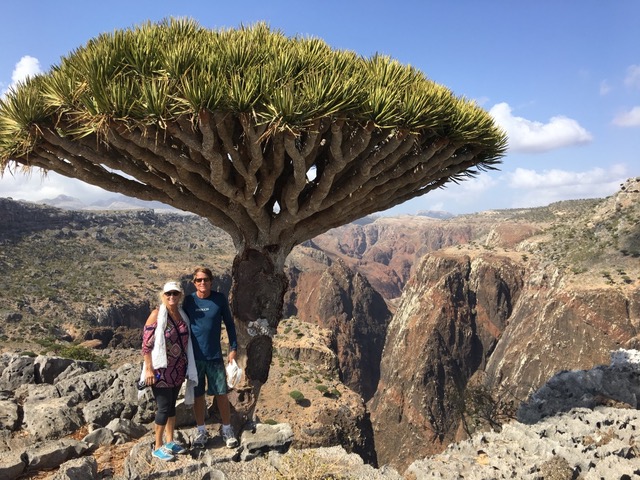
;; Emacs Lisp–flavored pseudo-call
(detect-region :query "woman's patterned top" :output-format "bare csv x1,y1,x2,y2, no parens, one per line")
142,313,189,388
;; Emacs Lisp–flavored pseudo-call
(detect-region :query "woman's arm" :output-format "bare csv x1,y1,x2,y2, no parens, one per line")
142,308,159,385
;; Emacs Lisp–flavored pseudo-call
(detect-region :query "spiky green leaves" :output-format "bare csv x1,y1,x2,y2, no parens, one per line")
0,17,506,167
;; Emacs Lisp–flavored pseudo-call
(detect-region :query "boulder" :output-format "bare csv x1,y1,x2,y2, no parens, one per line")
82,428,115,447
34,355,77,384
240,423,293,461
105,418,148,439
50,456,98,480
0,399,20,431
22,395,84,439
23,439,93,473
0,453,25,480
0,355,35,390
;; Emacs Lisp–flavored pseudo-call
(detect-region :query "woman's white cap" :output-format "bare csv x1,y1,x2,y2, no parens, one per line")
163,281,183,293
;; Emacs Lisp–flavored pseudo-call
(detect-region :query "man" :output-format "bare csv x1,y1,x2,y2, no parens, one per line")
183,266,239,448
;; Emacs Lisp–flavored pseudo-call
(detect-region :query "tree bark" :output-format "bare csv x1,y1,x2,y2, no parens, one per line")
226,245,289,430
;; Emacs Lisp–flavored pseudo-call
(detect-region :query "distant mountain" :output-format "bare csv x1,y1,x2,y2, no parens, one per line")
36,194,177,212
36,194,86,210
415,209,455,219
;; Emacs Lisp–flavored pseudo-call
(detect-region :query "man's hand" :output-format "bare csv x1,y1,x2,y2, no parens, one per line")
228,350,237,363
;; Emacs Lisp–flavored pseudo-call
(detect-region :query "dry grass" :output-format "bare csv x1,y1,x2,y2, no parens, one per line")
273,450,353,480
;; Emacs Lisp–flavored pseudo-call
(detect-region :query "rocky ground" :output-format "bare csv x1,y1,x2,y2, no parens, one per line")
4,350,640,479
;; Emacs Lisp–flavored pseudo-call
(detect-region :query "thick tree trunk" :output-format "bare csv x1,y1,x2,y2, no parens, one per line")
226,246,289,430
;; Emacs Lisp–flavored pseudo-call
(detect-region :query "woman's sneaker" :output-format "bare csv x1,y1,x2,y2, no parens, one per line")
152,447,174,461
221,425,238,448
192,428,209,448
163,441,187,455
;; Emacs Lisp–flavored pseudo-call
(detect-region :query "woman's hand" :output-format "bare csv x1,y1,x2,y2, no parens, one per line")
145,368,156,386
228,350,237,364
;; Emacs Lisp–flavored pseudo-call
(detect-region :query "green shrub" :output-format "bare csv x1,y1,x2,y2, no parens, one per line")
289,390,305,403
264,419,278,425
316,385,328,394
58,345,108,368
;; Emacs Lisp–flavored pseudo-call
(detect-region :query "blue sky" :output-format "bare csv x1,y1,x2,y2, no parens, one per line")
1,1,638,215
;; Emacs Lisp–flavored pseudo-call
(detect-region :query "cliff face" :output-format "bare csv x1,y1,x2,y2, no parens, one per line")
368,251,526,470
369,178,640,472
286,258,391,401
370,248,640,471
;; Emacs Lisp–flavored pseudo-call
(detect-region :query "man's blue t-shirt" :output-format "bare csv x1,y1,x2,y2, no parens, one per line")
183,291,238,361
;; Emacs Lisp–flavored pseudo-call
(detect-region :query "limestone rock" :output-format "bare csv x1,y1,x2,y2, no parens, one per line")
50,456,98,480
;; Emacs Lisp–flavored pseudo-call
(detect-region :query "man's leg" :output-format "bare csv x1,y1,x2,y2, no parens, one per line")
193,394,206,426
217,394,238,447
216,394,231,425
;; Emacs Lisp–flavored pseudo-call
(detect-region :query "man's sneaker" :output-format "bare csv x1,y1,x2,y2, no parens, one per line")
192,429,208,448
221,425,238,448
152,447,174,461
163,441,187,455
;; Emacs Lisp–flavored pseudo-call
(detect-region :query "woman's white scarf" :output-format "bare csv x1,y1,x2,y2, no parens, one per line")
138,304,198,404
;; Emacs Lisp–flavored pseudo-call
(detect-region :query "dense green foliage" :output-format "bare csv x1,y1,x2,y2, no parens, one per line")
0,18,505,169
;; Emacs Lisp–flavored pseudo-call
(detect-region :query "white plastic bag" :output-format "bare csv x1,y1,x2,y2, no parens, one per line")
226,359,243,389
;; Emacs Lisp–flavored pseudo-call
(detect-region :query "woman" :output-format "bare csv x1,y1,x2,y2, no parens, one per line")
140,281,198,461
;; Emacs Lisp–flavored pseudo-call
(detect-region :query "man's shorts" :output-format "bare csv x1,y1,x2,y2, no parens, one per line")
194,359,228,397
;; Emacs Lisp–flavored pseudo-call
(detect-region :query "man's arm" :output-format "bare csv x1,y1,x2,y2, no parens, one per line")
221,294,238,361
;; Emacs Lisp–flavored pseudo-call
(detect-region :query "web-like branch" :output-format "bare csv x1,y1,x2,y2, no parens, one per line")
11,113,493,251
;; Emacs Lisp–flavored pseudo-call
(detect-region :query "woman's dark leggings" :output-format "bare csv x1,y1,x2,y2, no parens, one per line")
152,386,181,425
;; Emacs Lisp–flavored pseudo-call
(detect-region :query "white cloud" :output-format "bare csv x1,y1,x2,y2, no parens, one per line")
624,65,640,89
489,102,593,154
506,165,628,208
612,106,640,127
2,55,43,97
599,80,611,95
11,55,42,84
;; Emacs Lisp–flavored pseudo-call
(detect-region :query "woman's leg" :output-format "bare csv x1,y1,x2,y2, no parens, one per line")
165,416,175,444
164,386,181,444
152,387,172,449
154,423,165,450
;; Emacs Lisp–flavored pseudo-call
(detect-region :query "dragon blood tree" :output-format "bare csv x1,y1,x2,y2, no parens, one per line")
0,19,507,424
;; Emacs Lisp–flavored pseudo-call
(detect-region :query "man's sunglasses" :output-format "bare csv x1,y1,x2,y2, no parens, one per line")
194,278,211,283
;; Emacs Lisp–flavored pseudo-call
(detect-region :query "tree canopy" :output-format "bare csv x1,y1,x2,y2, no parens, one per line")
0,18,507,252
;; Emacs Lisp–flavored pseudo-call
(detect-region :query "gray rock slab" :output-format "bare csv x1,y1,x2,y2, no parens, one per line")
34,355,77,384
54,361,101,384
83,396,125,427
0,453,25,480
240,423,293,461
24,439,93,472
105,417,148,439
82,427,116,447
50,456,98,480
0,399,20,431
407,406,640,479
22,395,84,439
123,438,239,480
0,355,35,390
